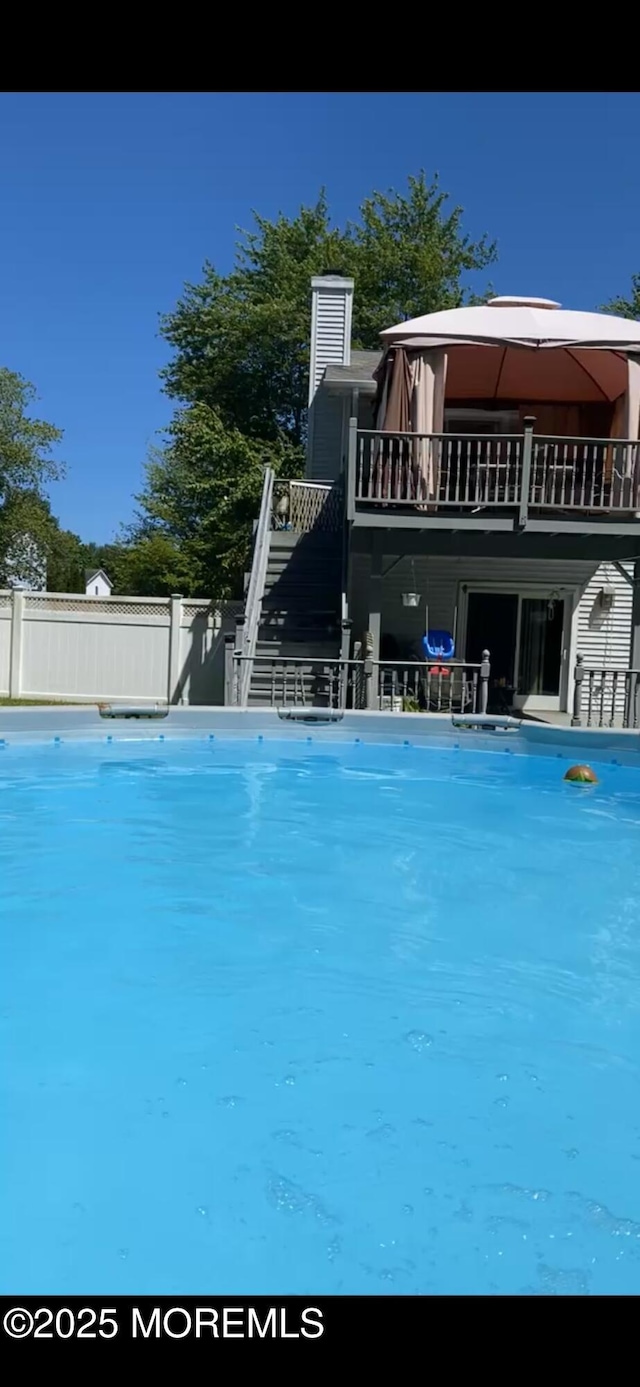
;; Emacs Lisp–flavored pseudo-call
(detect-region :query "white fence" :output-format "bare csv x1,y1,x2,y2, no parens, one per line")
0,590,242,704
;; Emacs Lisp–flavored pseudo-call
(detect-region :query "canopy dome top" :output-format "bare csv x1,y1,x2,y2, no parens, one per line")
486,295,561,310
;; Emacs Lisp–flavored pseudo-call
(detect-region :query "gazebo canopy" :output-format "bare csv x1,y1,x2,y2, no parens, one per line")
377,297,640,411
381,296,640,352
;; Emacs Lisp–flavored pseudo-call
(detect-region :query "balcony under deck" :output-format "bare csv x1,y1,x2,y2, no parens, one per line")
347,428,640,537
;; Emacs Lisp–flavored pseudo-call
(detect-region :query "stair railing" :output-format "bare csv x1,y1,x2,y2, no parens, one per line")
238,466,275,706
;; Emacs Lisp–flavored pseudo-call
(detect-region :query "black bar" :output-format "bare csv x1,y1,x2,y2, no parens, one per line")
0,1292,614,1353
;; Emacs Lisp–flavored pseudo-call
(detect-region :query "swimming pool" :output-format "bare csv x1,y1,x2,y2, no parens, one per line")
2,728,640,1295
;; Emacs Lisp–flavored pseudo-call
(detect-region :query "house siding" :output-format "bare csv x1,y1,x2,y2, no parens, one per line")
575,562,632,670
348,553,632,708
307,393,346,481
307,388,375,482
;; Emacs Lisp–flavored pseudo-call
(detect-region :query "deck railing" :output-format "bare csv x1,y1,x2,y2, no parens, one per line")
532,437,640,511
272,477,344,533
572,654,640,728
350,424,640,517
236,466,274,707
227,635,640,730
265,430,640,537
354,431,524,508
225,651,490,713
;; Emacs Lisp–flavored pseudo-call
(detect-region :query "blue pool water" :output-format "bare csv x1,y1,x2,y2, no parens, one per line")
2,734,640,1295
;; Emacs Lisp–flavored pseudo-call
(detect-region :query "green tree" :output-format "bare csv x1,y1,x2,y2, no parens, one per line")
604,274,640,320
0,368,64,586
347,174,497,348
46,525,97,594
160,196,344,452
133,403,284,597
0,367,63,495
0,489,93,592
102,534,197,597
138,172,497,595
160,173,496,446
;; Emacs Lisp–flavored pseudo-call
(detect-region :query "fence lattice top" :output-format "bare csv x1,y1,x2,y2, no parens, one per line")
23,596,171,617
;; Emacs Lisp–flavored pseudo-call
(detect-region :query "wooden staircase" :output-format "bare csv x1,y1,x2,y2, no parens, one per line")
247,530,342,707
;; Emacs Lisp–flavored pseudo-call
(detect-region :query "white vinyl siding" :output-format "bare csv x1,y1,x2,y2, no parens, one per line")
308,279,353,402
575,562,633,671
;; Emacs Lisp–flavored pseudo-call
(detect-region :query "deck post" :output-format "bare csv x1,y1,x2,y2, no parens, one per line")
347,417,358,520
571,652,584,726
624,558,640,727
480,649,490,713
339,618,352,708
518,416,535,530
367,542,383,665
364,657,376,709
223,634,235,706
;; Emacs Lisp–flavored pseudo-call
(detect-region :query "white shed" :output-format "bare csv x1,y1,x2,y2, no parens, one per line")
85,568,113,598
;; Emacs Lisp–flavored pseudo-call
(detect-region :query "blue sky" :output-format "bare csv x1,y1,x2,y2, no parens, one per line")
2,91,640,541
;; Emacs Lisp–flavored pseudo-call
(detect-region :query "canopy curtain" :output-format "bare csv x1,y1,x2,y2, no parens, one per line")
372,347,411,500
410,350,447,503
373,346,447,503
609,352,640,504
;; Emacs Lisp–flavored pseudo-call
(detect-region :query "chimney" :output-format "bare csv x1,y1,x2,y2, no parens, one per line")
308,275,354,405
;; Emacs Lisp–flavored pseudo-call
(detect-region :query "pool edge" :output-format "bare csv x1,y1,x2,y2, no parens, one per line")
0,705,638,767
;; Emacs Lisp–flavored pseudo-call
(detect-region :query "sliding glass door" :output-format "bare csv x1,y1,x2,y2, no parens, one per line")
465,588,571,712
516,598,564,703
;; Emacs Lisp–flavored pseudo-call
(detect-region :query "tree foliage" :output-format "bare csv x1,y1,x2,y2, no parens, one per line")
0,487,108,594
132,403,287,597
98,535,193,598
139,172,497,596
0,367,63,497
160,198,343,453
346,174,497,348
160,173,496,449
0,364,188,597
603,274,640,320
0,369,65,586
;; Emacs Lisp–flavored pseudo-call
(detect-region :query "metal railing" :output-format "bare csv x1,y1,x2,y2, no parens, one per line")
226,651,490,713
572,653,640,728
272,477,344,533
349,422,640,517
237,467,274,707
230,654,350,709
